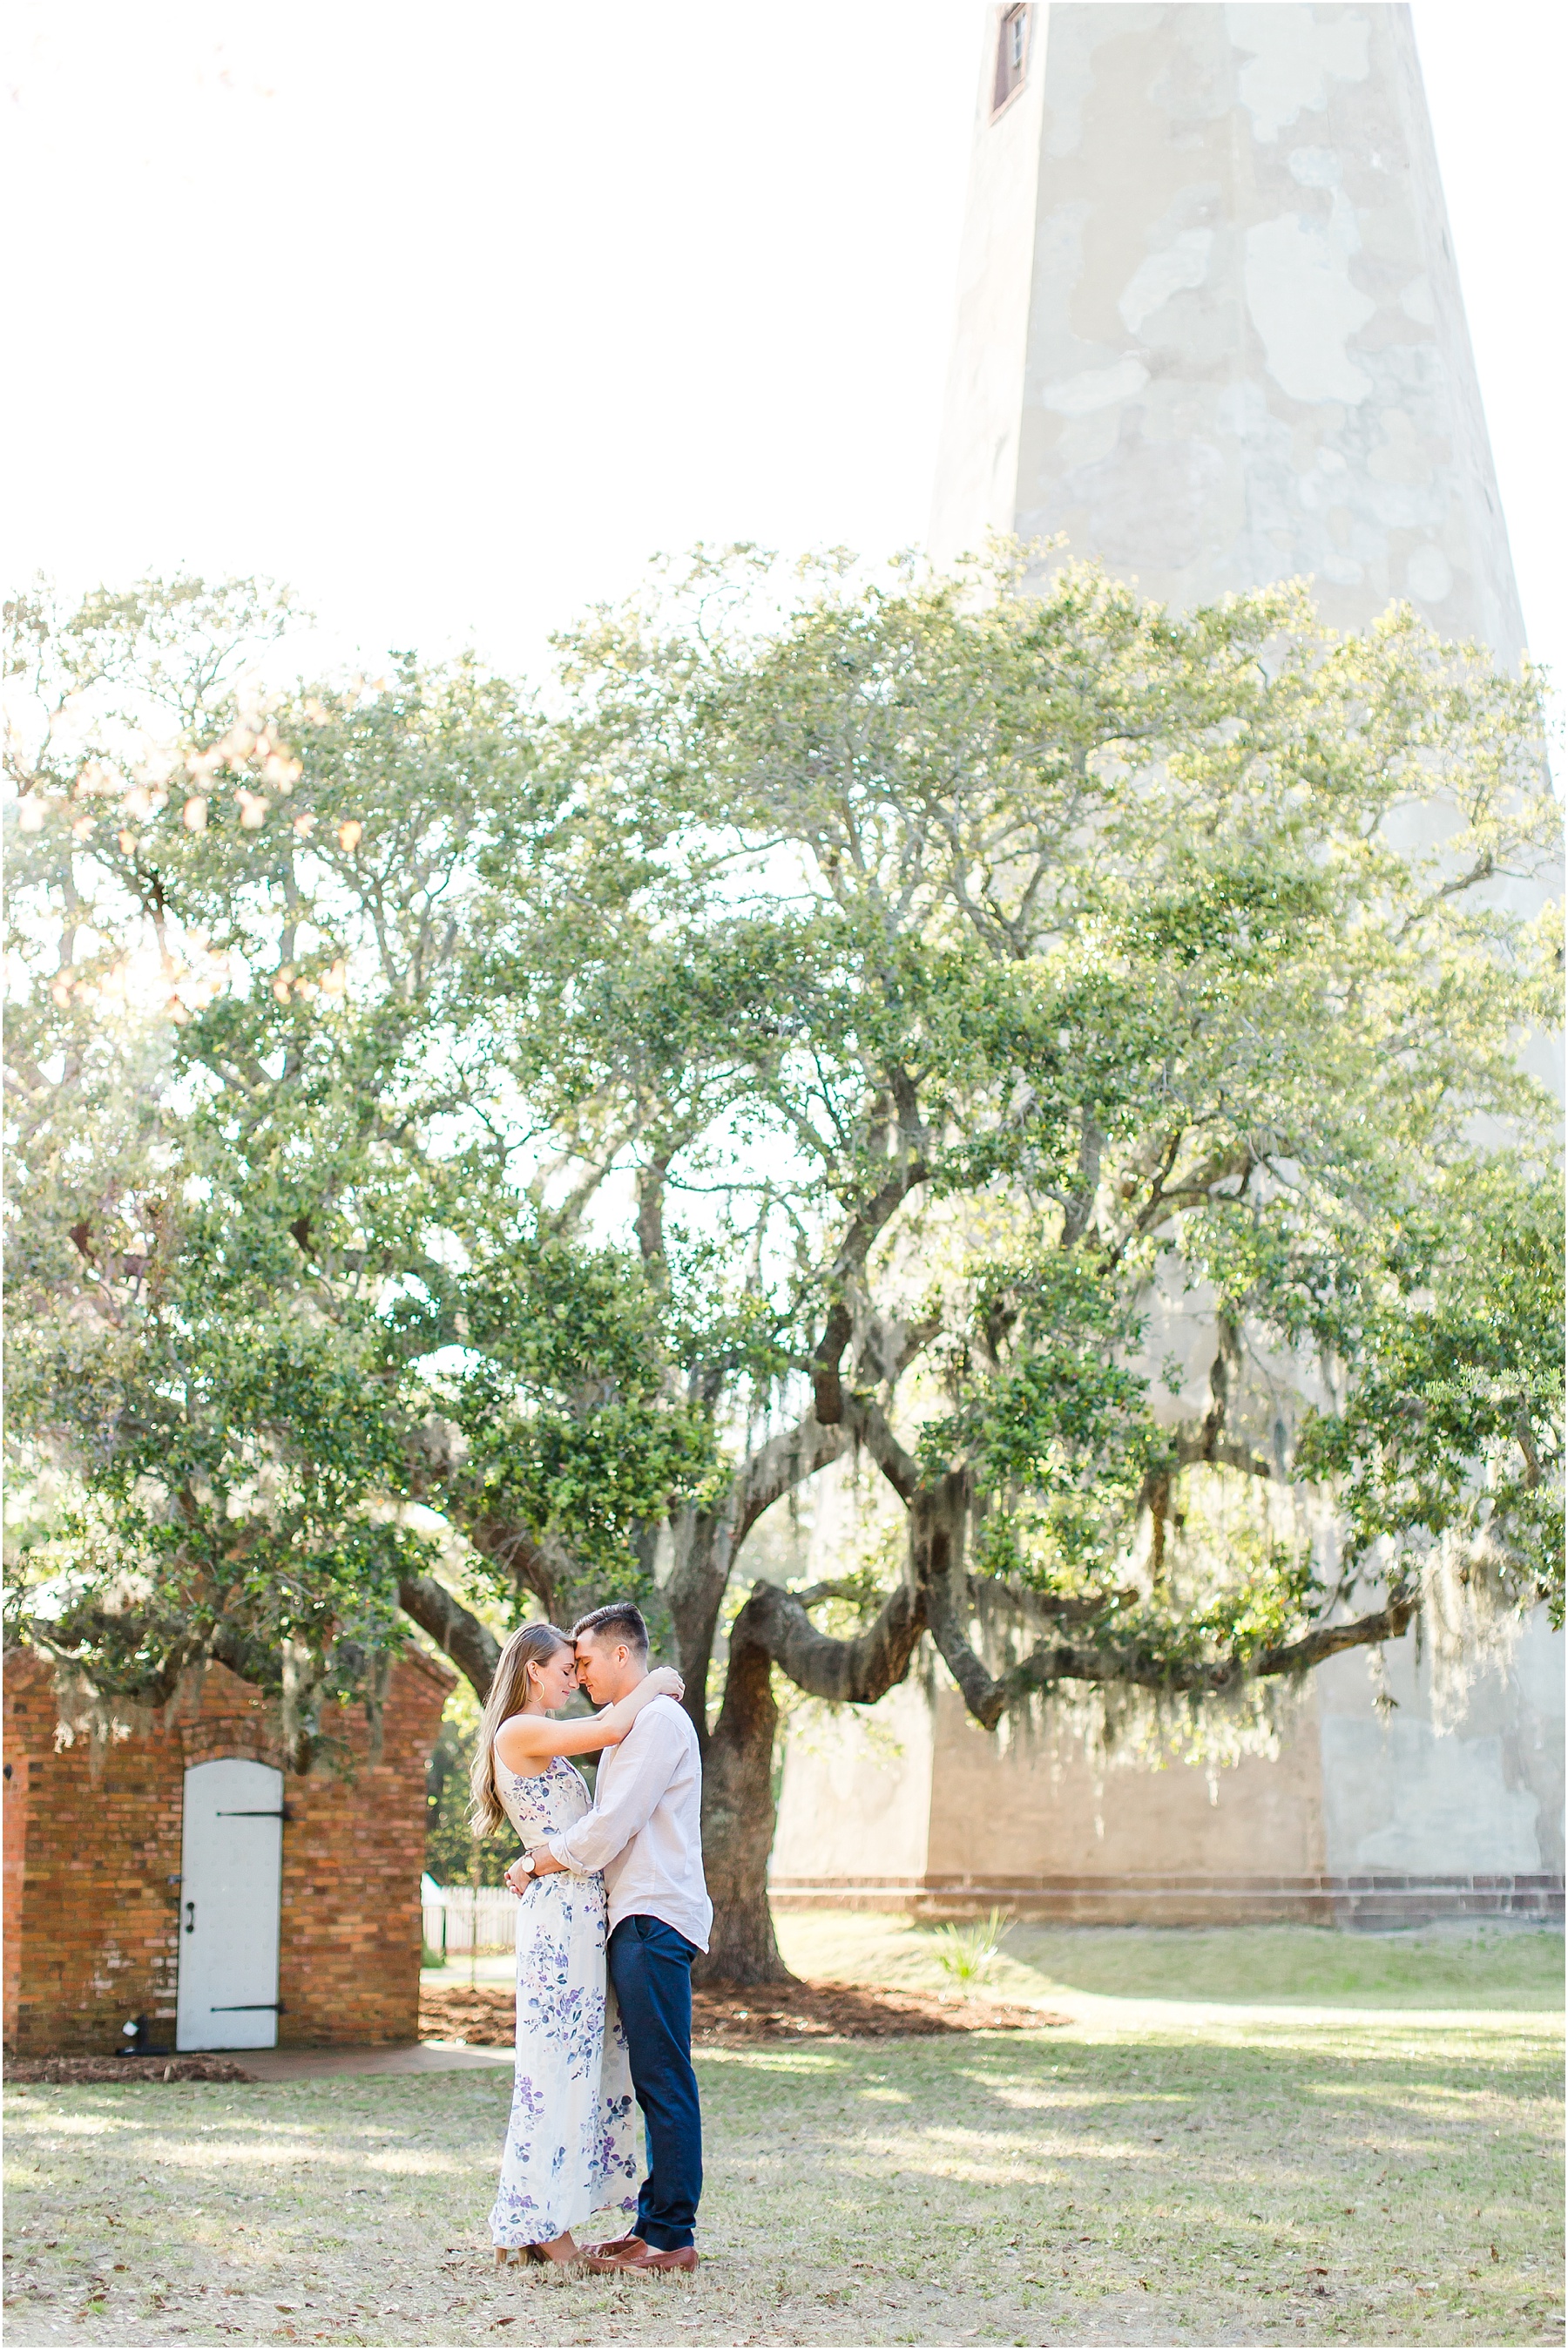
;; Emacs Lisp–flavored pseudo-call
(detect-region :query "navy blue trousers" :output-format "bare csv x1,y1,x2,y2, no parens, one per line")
606,1913,703,2251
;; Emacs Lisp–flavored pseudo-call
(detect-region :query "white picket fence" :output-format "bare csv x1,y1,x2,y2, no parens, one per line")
422,1879,517,1955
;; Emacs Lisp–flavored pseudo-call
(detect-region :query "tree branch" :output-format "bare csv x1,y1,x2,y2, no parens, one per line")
733,1409,848,1547
909,1471,1004,1722
841,1392,921,1502
666,1405,849,1745
397,1574,500,1700
811,1146,929,1422
731,1575,926,1705
461,1517,567,1616
970,1593,1420,1719
1249,1594,1419,1678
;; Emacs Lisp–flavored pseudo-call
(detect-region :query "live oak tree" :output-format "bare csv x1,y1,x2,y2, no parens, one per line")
4,559,1560,1980
477,550,1562,1974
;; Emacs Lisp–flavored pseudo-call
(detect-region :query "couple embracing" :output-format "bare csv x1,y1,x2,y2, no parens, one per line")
468,1603,711,2274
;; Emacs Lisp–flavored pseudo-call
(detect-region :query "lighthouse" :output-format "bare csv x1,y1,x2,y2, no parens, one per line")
770,4,1561,1931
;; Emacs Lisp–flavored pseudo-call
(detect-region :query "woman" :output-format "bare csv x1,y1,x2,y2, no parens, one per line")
469,1621,684,2266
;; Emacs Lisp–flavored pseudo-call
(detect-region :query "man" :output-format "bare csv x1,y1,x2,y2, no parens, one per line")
505,1602,711,2274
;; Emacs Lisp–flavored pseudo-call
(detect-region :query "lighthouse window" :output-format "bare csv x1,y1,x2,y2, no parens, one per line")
993,6,1030,114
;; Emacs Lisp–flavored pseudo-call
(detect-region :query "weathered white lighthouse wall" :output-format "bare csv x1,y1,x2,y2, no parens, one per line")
930,3,1527,670
926,7,1048,568
1315,1608,1565,1879
768,1679,937,1888
772,1622,1565,1923
772,1675,1328,1918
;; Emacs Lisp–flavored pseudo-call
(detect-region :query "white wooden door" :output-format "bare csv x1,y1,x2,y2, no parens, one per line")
176,1758,283,2050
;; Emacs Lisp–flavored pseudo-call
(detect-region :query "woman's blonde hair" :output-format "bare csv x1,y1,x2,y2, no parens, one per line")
467,1621,572,1836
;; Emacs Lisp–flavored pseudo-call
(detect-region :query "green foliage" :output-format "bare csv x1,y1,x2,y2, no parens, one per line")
3,550,1560,1751
927,1251,1162,1588
1295,1162,1565,1624
531,546,1560,1674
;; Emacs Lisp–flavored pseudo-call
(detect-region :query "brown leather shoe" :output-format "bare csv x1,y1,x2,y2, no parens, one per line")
584,2234,645,2260
588,2243,698,2276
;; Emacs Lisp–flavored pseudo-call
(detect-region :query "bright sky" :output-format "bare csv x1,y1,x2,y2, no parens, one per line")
5,2,1564,698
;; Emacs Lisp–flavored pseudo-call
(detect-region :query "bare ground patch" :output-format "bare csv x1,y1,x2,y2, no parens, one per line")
422,1977,1064,2047
5,2057,255,2088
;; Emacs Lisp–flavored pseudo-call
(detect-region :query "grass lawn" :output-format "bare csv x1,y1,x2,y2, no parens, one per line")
774,1910,1567,2013
3,1919,1561,2347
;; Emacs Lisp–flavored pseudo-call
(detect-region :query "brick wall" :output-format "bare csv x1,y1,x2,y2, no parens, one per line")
3,1721,28,2046
276,1651,452,2045
3,1644,453,2056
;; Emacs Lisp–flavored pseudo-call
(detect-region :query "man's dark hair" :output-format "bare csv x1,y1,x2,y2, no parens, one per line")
571,1602,650,1657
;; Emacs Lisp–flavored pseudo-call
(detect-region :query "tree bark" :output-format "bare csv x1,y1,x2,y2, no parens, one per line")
693,1603,785,1982
908,1470,996,1718
915,1581,1422,1719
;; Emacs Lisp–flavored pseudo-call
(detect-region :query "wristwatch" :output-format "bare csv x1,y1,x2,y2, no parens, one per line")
517,1852,536,1874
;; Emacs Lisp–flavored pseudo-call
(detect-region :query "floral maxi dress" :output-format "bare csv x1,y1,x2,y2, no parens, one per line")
487,1751,639,2247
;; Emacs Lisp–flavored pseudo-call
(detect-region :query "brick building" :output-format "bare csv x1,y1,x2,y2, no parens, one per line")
3,1644,453,2058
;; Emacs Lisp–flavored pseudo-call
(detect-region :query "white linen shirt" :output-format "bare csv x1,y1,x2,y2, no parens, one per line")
544,1694,713,1952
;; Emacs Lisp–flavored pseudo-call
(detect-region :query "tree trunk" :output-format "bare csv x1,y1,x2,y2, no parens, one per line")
693,1595,789,1984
